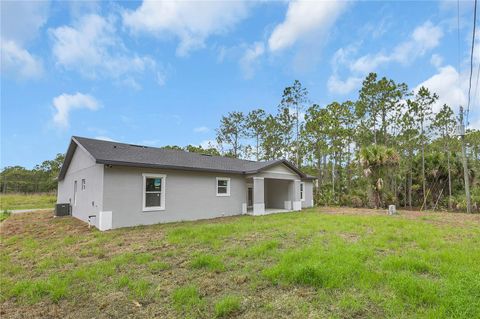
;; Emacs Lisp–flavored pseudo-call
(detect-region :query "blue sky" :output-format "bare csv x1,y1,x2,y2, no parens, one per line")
1,0,479,168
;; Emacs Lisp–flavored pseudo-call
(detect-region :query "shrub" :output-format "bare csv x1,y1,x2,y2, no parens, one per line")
340,195,364,208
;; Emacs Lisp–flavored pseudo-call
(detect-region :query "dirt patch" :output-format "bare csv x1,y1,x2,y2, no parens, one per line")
1,210,90,238
317,206,480,227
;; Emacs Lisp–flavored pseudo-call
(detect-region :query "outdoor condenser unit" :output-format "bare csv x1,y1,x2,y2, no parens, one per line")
55,203,71,217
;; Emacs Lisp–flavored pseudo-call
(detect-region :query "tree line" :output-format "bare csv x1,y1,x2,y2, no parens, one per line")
213,74,480,211
2,73,478,212
1,154,65,194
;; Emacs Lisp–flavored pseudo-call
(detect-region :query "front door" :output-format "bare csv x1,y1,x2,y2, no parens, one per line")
247,187,253,207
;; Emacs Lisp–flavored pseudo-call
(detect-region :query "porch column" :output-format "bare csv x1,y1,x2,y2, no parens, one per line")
253,177,265,215
292,179,302,211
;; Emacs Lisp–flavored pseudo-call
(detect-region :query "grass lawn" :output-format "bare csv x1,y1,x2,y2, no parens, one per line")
0,193,56,210
1,207,479,318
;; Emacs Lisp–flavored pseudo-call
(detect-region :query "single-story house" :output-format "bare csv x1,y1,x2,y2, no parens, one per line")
57,136,316,230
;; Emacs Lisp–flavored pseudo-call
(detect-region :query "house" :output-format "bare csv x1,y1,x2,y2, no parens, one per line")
57,136,316,230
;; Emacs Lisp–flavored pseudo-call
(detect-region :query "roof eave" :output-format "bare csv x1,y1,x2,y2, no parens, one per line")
97,159,246,175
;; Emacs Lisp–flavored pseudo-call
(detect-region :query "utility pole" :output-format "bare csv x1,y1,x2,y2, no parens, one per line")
458,106,472,213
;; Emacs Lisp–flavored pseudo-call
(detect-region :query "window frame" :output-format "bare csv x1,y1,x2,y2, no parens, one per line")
216,177,231,197
81,179,86,191
300,182,305,201
142,173,166,212
73,180,77,206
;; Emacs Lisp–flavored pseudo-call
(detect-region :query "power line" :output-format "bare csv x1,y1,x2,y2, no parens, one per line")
466,0,478,126
457,0,462,121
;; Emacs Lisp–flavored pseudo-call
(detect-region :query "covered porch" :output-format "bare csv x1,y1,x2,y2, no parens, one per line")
243,176,302,215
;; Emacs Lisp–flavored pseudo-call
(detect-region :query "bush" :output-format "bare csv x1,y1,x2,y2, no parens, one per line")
340,195,364,208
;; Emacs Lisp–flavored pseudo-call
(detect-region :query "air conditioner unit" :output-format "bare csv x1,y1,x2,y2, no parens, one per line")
55,203,71,217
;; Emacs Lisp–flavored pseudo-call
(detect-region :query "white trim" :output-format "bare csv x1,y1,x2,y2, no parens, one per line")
293,201,302,211
300,182,305,201
73,180,77,206
216,177,231,197
72,137,98,163
253,203,265,215
242,203,247,214
253,176,264,180
142,173,166,211
99,211,112,231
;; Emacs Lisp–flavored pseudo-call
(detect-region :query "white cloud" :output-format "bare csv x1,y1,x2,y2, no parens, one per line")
239,42,265,79
430,54,443,68
0,1,48,79
268,0,348,52
52,93,100,128
414,65,466,113
200,139,218,149
123,1,250,56
194,126,209,133
351,21,443,73
415,64,480,129
94,136,116,142
0,39,43,79
50,14,163,87
327,75,363,95
1,1,49,45
470,118,480,130
328,21,444,95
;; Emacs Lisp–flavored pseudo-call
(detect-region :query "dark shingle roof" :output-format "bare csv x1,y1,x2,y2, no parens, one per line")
58,136,314,181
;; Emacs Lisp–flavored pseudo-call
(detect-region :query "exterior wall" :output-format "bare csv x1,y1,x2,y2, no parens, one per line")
102,166,247,228
248,163,299,181
252,177,265,215
57,146,104,227
302,181,314,208
265,179,291,209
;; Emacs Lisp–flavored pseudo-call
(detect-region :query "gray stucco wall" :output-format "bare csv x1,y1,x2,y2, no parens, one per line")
57,146,104,227
102,166,247,228
265,179,291,209
301,181,314,208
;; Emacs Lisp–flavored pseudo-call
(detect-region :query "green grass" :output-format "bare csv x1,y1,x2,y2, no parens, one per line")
172,285,205,316
0,210,11,222
190,254,225,271
214,295,241,318
0,193,56,210
1,208,479,318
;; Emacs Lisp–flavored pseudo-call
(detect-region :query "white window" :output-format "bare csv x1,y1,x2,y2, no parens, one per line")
142,174,166,211
300,182,305,201
81,179,86,190
216,177,230,196
73,180,77,205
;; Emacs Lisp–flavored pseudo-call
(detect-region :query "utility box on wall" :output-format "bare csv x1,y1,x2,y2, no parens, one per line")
55,203,71,217
99,211,112,231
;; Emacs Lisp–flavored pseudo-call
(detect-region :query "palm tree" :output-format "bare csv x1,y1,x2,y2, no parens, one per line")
359,145,400,208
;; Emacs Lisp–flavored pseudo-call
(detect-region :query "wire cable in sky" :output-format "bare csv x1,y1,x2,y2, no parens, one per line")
466,0,478,126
